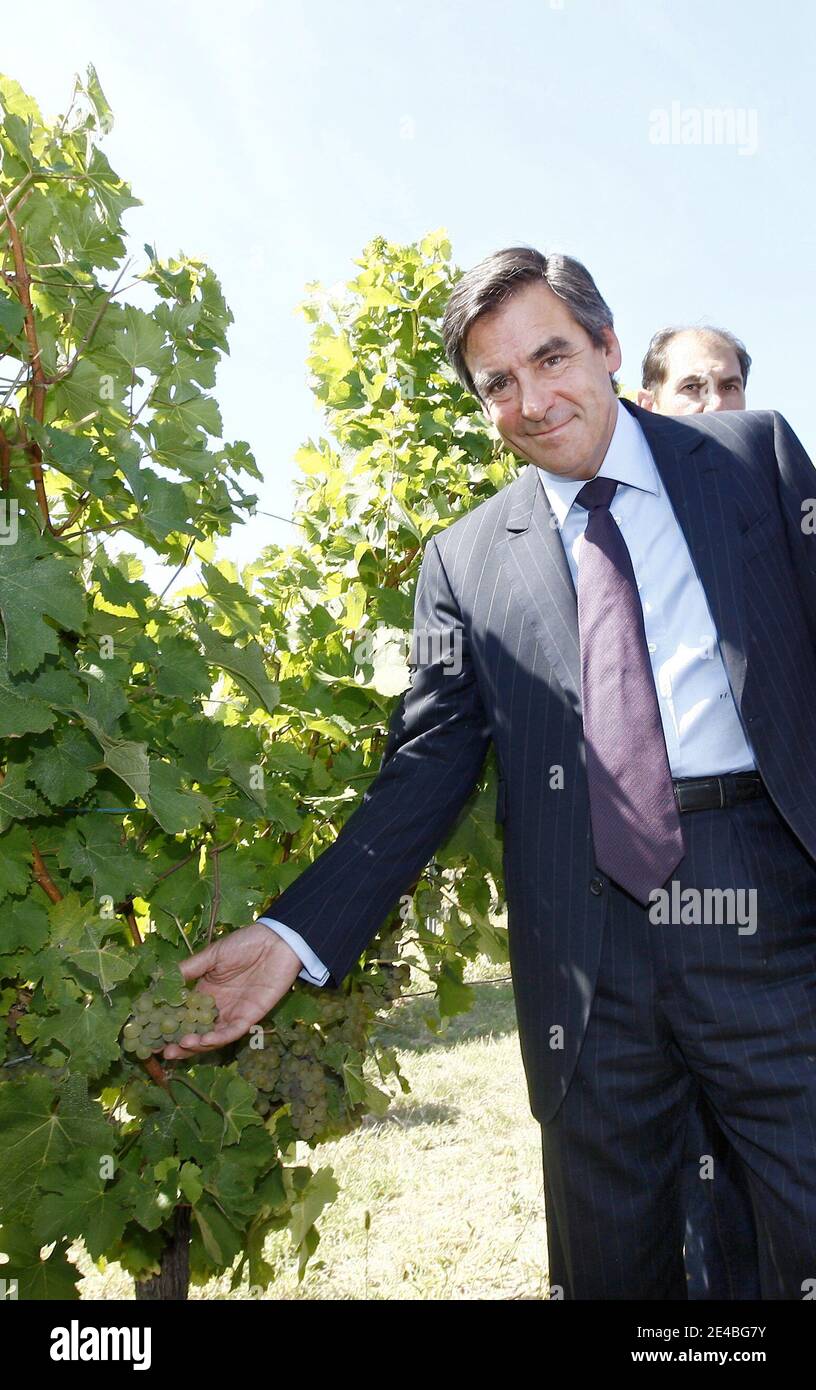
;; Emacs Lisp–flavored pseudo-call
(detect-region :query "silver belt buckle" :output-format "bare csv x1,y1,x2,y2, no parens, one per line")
716,775,726,809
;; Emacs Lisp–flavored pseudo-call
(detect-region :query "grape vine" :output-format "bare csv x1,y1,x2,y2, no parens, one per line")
0,65,510,1301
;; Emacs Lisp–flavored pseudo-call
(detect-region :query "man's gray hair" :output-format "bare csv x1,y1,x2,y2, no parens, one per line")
641,325,752,393
441,245,617,402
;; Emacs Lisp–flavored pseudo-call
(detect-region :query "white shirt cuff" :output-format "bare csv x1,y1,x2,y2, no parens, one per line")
255,916,331,986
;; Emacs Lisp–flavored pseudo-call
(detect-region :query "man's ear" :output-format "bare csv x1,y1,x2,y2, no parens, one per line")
637,389,656,412
601,327,623,375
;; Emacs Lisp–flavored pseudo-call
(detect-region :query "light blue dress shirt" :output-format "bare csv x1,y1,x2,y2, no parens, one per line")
255,914,330,986
258,398,757,984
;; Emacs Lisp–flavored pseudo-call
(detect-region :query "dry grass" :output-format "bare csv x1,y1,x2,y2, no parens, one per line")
72,955,550,1300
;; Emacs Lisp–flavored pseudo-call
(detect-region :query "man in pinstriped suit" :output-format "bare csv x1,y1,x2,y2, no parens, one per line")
163,247,816,1302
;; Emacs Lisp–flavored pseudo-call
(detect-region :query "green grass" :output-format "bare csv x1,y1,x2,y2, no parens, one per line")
72,956,549,1300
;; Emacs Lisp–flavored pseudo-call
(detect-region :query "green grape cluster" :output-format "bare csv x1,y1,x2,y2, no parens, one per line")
279,1052,331,1140
378,960,411,1002
332,990,370,1048
368,927,411,1003
236,1036,283,1106
236,1040,314,1124
235,989,374,1140
122,987,218,1059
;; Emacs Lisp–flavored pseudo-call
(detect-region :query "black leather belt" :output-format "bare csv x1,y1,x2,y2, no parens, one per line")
672,771,766,813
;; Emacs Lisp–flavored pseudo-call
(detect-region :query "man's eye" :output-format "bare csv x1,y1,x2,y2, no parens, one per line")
546,355,563,367
488,378,508,395
683,383,701,392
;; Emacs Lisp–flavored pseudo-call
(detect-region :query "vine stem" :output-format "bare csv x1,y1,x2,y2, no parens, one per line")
143,1055,171,1090
169,1070,228,1121
0,173,34,234
0,186,52,530
158,536,196,601
124,903,143,946
54,491,91,536
206,842,221,946
31,841,62,904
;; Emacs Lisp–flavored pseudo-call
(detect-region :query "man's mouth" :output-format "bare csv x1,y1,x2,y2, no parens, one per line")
528,417,573,438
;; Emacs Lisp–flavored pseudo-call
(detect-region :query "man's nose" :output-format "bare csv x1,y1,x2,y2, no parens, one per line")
518,377,556,419
703,393,723,413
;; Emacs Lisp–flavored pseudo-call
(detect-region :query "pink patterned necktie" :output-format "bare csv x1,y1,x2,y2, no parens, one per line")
575,475,685,904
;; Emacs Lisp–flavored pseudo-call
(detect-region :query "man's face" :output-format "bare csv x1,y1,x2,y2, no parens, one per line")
463,279,622,481
639,331,746,415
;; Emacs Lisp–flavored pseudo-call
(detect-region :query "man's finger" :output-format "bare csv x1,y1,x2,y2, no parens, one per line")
161,1024,247,1058
178,943,220,982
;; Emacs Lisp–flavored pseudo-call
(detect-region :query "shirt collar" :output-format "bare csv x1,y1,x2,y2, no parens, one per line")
535,397,660,528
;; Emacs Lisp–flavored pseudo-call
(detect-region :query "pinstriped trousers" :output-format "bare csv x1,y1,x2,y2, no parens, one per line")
540,790,816,1300
681,1080,760,1298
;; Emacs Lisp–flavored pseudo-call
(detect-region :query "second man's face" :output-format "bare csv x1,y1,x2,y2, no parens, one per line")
641,331,746,415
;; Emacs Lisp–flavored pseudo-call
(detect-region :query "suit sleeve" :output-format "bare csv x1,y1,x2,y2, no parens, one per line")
261,535,492,987
772,411,816,646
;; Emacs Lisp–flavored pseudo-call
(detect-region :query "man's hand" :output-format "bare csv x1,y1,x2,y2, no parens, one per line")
160,923,303,1060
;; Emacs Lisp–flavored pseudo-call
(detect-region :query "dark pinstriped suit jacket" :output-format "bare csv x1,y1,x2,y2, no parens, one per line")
268,399,816,1123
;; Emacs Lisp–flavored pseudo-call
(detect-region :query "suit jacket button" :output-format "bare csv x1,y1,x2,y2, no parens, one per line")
590,877,604,896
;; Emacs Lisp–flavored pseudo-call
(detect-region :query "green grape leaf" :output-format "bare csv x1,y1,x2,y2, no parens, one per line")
0,523,86,675
0,1221,80,1301
199,562,263,635
56,817,155,900
0,1071,108,1214
110,305,169,370
435,962,474,1019
287,1166,339,1271
0,894,50,954
191,1200,242,1267
27,727,99,806
0,823,35,902
0,658,57,738
63,924,137,992
35,994,132,1076
192,622,280,715
96,734,150,803
34,1150,128,1258
146,759,213,834
0,289,25,339
153,633,210,701
47,891,103,949
0,763,50,830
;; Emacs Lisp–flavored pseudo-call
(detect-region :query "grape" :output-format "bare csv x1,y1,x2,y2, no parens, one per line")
121,982,219,1060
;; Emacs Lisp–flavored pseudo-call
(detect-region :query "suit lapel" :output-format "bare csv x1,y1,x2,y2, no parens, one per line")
499,457,583,718
496,399,749,721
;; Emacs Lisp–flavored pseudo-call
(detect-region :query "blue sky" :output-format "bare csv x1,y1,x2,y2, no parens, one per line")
5,0,814,570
